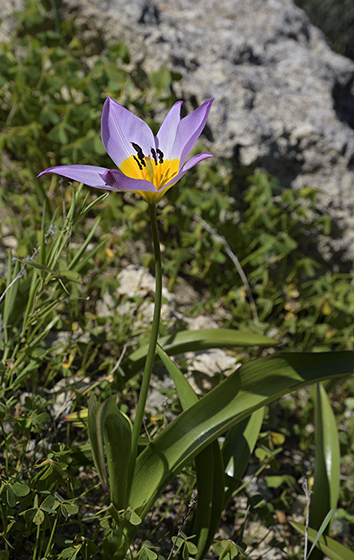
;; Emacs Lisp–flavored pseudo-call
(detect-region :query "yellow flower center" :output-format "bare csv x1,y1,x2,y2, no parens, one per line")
119,144,180,204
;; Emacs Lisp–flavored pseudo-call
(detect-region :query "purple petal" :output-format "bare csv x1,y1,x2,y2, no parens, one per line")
163,152,214,189
101,98,155,167
101,169,158,193
172,99,214,166
37,165,117,190
156,100,183,160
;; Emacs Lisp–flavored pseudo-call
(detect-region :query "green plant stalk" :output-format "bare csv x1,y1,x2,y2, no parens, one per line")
130,204,162,473
32,523,40,560
44,513,58,557
0,423,9,476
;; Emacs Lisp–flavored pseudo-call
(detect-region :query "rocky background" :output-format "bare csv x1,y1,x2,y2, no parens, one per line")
57,0,354,263
1,5,354,555
2,0,354,261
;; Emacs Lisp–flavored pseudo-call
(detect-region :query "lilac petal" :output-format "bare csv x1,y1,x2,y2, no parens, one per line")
172,99,214,167
101,98,155,167
37,165,118,190
101,169,158,193
163,152,214,189
156,100,183,160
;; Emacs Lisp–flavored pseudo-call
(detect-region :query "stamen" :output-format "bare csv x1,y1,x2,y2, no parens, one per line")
133,155,143,171
145,158,154,183
157,149,164,164
151,148,158,165
131,142,146,166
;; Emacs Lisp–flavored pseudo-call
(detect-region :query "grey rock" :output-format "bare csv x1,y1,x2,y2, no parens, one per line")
58,0,354,261
0,0,23,42
3,0,354,260
116,264,177,327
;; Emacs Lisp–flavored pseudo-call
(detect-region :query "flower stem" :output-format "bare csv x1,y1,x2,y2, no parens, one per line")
131,204,162,460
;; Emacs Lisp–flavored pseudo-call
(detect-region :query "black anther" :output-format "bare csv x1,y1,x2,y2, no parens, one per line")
151,148,158,165
133,155,143,171
157,149,164,163
131,142,146,165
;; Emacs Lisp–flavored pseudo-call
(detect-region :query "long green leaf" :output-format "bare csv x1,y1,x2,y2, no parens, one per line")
3,253,20,341
309,384,340,536
21,273,40,333
38,215,46,268
69,234,109,273
193,440,225,560
291,521,354,560
156,344,196,409
123,329,277,378
222,408,264,506
308,509,334,559
77,191,109,217
68,219,100,270
99,396,133,510
156,344,224,559
129,352,354,517
46,185,81,271
88,395,108,493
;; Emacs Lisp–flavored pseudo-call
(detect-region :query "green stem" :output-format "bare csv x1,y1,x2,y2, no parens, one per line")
131,204,162,462
32,523,40,560
1,424,9,476
44,514,58,557
110,205,162,560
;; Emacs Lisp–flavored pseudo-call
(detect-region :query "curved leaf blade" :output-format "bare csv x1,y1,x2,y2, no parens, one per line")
129,352,354,516
88,395,108,493
156,344,225,558
156,344,197,409
308,509,334,559
223,408,264,505
122,328,277,378
291,521,354,560
193,440,225,560
309,384,340,535
100,396,133,510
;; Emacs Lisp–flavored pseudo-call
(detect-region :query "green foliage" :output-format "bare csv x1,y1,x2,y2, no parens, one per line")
0,1,354,559
295,0,354,60
0,0,178,189
291,520,354,560
155,171,354,352
310,385,340,535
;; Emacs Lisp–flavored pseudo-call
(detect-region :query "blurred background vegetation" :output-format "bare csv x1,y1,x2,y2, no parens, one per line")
295,0,354,60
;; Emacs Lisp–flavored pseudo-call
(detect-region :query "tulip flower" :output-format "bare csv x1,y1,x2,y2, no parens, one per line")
38,97,214,204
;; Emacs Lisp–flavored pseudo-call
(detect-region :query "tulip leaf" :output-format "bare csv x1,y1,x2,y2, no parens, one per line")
222,408,264,505
129,351,354,517
290,520,354,560
309,384,340,536
307,509,334,559
88,395,108,493
97,396,133,510
192,439,225,560
156,344,196,409
156,344,224,560
123,328,277,378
